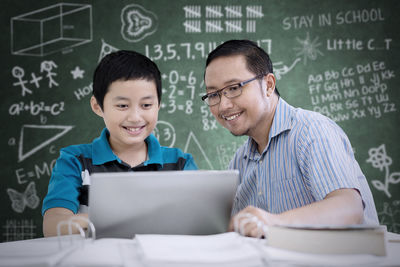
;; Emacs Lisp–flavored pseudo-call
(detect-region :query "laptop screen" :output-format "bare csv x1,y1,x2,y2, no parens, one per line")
88,170,239,238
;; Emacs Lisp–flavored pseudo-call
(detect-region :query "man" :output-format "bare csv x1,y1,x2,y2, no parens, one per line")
202,40,378,237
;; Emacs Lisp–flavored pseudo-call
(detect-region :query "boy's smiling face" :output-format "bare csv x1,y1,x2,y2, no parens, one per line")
91,79,160,153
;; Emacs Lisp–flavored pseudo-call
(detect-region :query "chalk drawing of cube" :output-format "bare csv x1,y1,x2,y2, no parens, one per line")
11,3,92,56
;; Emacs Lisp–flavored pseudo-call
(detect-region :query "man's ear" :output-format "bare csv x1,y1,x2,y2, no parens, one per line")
264,73,276,97
90,96,104,117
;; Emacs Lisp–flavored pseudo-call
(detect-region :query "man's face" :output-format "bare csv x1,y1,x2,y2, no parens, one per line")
92,79,160,152
204,55,271,138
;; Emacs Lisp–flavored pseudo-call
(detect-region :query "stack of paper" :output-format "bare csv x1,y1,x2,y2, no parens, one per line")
134,232,266,267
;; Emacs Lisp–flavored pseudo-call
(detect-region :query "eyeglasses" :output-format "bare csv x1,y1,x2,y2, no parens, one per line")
201,74,265,106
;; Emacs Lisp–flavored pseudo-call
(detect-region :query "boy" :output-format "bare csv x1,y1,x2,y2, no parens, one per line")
42,50,197,237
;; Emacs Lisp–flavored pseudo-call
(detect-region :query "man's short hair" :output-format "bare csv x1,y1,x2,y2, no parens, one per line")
93,50,162,109
206,39,279,96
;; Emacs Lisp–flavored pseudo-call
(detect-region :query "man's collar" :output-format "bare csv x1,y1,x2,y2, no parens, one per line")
244,98,294,158
269,97,294,139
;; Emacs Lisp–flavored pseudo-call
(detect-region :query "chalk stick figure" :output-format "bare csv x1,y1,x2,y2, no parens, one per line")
40,60,59,88
12,66,32,97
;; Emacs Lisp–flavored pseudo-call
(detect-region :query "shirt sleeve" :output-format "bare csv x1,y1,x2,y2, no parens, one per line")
41,148,83,215
296,118,363,201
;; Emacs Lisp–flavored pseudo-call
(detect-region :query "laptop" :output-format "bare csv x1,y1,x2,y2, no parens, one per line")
88,170,239,239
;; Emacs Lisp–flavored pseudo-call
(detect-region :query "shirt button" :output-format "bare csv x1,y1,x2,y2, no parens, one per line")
258,191,262,196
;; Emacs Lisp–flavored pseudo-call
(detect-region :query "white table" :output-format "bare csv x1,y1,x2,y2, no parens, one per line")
0,232,399,267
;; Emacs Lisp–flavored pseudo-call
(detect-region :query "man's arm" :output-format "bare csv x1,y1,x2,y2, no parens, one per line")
228,188,364,237
43,207,88,237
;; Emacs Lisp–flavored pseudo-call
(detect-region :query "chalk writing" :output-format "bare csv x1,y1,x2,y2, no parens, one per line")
15,160,56,184
200,105,218,131
184,5,263,33
153,120,176,148
160,70,198,115
145,40,272,62
282,8,385,30
282,15,314,30
327,38,392,51
9,101,65,116
2,0,399,241
307,61,396,122
215,141,245,169
335,8,385,25
74,82,93,101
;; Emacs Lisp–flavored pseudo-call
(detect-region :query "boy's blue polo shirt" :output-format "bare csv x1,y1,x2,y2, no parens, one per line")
42,128,198,215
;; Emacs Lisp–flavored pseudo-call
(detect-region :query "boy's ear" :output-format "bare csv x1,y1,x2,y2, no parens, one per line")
90,96,104,117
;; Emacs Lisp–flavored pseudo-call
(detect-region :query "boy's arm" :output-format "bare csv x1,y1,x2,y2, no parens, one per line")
43,207,88,237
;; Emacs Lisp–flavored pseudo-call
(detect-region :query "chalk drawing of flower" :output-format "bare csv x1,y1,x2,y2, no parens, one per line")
367,144,400,198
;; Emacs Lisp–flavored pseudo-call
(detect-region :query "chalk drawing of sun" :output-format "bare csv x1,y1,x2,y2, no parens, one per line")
293,32,324,65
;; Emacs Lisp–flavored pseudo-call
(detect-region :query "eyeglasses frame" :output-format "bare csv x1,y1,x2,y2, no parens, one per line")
201,73,266,106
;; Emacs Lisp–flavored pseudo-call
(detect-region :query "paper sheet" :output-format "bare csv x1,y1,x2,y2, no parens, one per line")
134,232,265,267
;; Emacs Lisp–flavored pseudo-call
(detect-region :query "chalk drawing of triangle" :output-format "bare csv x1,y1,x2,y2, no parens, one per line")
184,131,214,170
18,124,74,162
98,39,119,62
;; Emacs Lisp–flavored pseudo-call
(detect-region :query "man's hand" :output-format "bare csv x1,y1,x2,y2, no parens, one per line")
228,188,364,237
228,206,280,237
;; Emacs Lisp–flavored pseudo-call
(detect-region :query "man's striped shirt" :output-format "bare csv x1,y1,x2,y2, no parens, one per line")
229,98,379,224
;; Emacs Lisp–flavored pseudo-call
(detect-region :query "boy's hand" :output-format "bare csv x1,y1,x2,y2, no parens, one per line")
43,208,88,237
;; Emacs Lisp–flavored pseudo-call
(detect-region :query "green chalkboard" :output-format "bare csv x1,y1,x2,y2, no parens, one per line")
1,0,399,242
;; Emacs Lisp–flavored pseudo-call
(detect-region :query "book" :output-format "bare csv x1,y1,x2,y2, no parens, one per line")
266,224,387,256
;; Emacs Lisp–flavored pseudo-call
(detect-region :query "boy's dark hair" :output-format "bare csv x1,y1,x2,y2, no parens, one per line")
93,50,162,109
205,39,279,96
